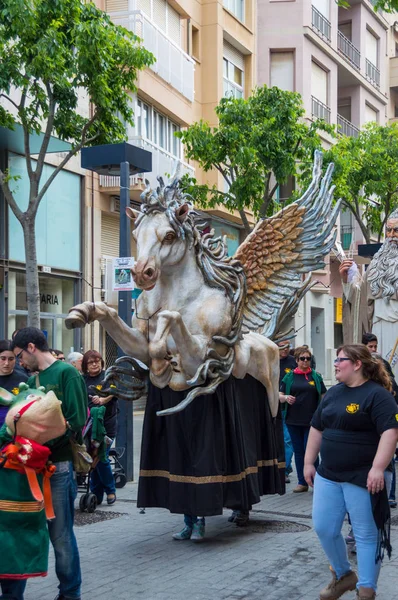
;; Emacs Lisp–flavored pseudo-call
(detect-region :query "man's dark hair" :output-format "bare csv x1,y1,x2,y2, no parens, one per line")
0,340,12,353
362,332,378,345
11,327,49,352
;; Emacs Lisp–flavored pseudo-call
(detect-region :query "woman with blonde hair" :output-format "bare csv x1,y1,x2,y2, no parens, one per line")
304,344,398,600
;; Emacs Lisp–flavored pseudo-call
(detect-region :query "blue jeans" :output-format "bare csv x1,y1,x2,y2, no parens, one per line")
48,461,81,600
286,424,318,486
389,461,396,502
90,443,116,503
0,579,27,600
313,473,381,591
283,416,293,474
184,515,205,528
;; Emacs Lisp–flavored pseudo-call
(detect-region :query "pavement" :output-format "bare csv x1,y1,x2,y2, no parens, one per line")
26,413,398,600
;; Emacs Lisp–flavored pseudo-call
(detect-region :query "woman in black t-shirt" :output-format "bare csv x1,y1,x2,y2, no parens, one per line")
82,350,118,505
304,344,398,600
280,346,326,493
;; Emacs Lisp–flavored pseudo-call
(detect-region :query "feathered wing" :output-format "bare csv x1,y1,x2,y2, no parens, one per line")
234,150,341,340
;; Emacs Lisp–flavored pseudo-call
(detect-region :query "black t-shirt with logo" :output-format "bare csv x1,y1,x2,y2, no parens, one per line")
311,381,398,481
0,369,29,427
83,371,118,439
280,371,327,427
279,355,297,386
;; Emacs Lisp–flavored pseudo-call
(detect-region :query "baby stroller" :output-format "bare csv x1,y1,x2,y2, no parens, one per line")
77,411,127,513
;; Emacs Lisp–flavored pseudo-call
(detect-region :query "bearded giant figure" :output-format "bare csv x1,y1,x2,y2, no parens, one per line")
340,209,398,376
66,151,339,517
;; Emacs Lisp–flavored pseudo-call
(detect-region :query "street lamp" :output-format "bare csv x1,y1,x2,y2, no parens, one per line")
81,142,152,481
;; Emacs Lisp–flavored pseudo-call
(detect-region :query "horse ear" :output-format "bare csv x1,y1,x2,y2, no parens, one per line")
175,203,189,223
126,207,140,221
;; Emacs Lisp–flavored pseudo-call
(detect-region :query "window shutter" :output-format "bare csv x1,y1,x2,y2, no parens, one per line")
101,215,120,257
153,0,167,32
136,0,151,17
364,103,378,123
312,0,329,18
270,52,294,91
366,29,378,65
223,41,244,70
311,61,328,105
106,0,128,11
167,4,181,46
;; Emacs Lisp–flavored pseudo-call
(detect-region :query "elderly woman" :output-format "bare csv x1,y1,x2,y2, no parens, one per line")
280,345,326,493
304,344,398,600
82,350,118,505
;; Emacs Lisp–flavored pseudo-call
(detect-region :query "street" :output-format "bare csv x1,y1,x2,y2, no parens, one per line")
26,413,398,600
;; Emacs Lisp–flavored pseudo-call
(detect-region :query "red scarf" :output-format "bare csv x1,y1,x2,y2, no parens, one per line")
293,367,312,381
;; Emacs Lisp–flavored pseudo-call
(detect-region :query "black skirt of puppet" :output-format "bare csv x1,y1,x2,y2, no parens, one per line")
137,375,285,516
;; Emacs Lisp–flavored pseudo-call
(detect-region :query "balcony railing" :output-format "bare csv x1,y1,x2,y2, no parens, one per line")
110,10,195,102
337,31,360,70
365,58,380,88
337,114,359,137
100,137,195,190
312,6,331,42
312,96,331,123
223,79,244,99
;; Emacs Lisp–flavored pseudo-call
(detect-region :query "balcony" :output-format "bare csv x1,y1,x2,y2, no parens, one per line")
337,114,359,137
312,6,331,42
99,138,194,191
337,31,360,70
312,96,331,123
223,79,244,99
365,58,380,88
110,10,195,102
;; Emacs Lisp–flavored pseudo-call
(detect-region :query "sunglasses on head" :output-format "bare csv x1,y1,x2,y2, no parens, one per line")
298,356,311,361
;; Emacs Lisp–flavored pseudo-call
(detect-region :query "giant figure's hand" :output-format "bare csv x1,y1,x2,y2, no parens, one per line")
339,259,354,283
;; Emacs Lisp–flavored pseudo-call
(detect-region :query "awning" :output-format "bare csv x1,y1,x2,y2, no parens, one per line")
0,124,71,154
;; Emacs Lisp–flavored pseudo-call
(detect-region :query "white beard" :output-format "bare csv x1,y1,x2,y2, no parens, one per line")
367,238,398,299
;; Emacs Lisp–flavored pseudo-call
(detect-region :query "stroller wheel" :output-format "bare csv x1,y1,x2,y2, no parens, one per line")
114,473,127,489
86,493,98,513
79,493,88,512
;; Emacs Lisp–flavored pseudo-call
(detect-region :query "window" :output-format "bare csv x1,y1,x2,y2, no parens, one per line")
339,21,352,41
366,29,378,66
135,99,181,158
270,51,294,91
364,103,378,124
223,0,244,22
312,0,329,18
338,97,351,122
136,0,181,46
192,25,200,59
223,41,245,99
311,61,328,105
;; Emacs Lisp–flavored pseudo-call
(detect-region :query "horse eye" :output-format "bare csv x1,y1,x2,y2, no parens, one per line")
164,232,176,243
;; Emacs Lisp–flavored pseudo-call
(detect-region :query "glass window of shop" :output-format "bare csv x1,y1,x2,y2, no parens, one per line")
8,272,77,354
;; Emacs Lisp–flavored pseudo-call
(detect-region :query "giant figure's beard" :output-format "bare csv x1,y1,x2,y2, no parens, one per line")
367,238,398,299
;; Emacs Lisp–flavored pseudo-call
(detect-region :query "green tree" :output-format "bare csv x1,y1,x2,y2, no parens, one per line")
0,0,154,327
177,86,333,233
319,122,398,244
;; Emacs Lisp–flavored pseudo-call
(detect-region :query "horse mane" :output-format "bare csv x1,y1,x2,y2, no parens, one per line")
139,174,247,401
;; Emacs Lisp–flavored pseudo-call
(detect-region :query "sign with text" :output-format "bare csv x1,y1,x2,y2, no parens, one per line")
112,257,135,291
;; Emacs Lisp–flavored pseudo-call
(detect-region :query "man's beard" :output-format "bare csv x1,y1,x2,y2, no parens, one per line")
367,238,398,299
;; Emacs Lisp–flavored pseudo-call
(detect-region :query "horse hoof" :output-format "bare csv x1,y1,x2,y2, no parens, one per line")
65,308,89,329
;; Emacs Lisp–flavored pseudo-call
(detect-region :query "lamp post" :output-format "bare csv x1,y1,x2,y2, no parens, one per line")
81,142,152,480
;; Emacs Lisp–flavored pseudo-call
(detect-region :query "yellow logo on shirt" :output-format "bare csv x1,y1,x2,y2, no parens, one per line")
96,385,103,391
11,387,19,395
284,368,292,374
309,381,315,386
346,403,360,414
395,414,398,422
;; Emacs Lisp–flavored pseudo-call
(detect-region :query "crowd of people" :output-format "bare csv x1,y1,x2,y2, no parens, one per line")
0,327,398,600
0,328,118,600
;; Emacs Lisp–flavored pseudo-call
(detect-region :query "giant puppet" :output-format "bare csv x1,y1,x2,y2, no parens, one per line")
339,208,398,376
66,150,340,516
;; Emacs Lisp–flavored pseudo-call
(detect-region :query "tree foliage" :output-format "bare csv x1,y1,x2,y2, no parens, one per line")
177,86,333,232
315,122,398,244
0,0,154,326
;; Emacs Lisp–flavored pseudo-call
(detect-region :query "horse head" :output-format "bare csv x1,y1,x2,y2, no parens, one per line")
126,195,192,291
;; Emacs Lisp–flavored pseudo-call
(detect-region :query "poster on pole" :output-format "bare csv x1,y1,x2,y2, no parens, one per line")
112,257,135,291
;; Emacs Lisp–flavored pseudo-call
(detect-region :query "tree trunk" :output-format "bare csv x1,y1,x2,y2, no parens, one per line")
22,215,41,328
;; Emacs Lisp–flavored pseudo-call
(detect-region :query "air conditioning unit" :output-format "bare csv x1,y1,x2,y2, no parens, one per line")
101,256,119,306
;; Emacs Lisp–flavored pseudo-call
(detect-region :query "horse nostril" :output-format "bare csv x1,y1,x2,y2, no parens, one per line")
145,268,154,278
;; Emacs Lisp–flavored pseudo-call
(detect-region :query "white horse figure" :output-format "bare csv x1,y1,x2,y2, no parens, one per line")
66,151,340,417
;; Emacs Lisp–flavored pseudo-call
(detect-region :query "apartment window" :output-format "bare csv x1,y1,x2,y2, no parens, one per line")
223,41,245,99
270,51,294,91
311,61,330,122
191,25,200,60
223,0,244,22
339,21,352,41
136,0,181,46
366,29,378,66
364,103,378,124
135,99,181,158
338,97,351,122
106,0,128,10
312,0,329,18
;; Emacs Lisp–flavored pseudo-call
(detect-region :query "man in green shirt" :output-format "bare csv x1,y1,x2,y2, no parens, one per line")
12,328,87,600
